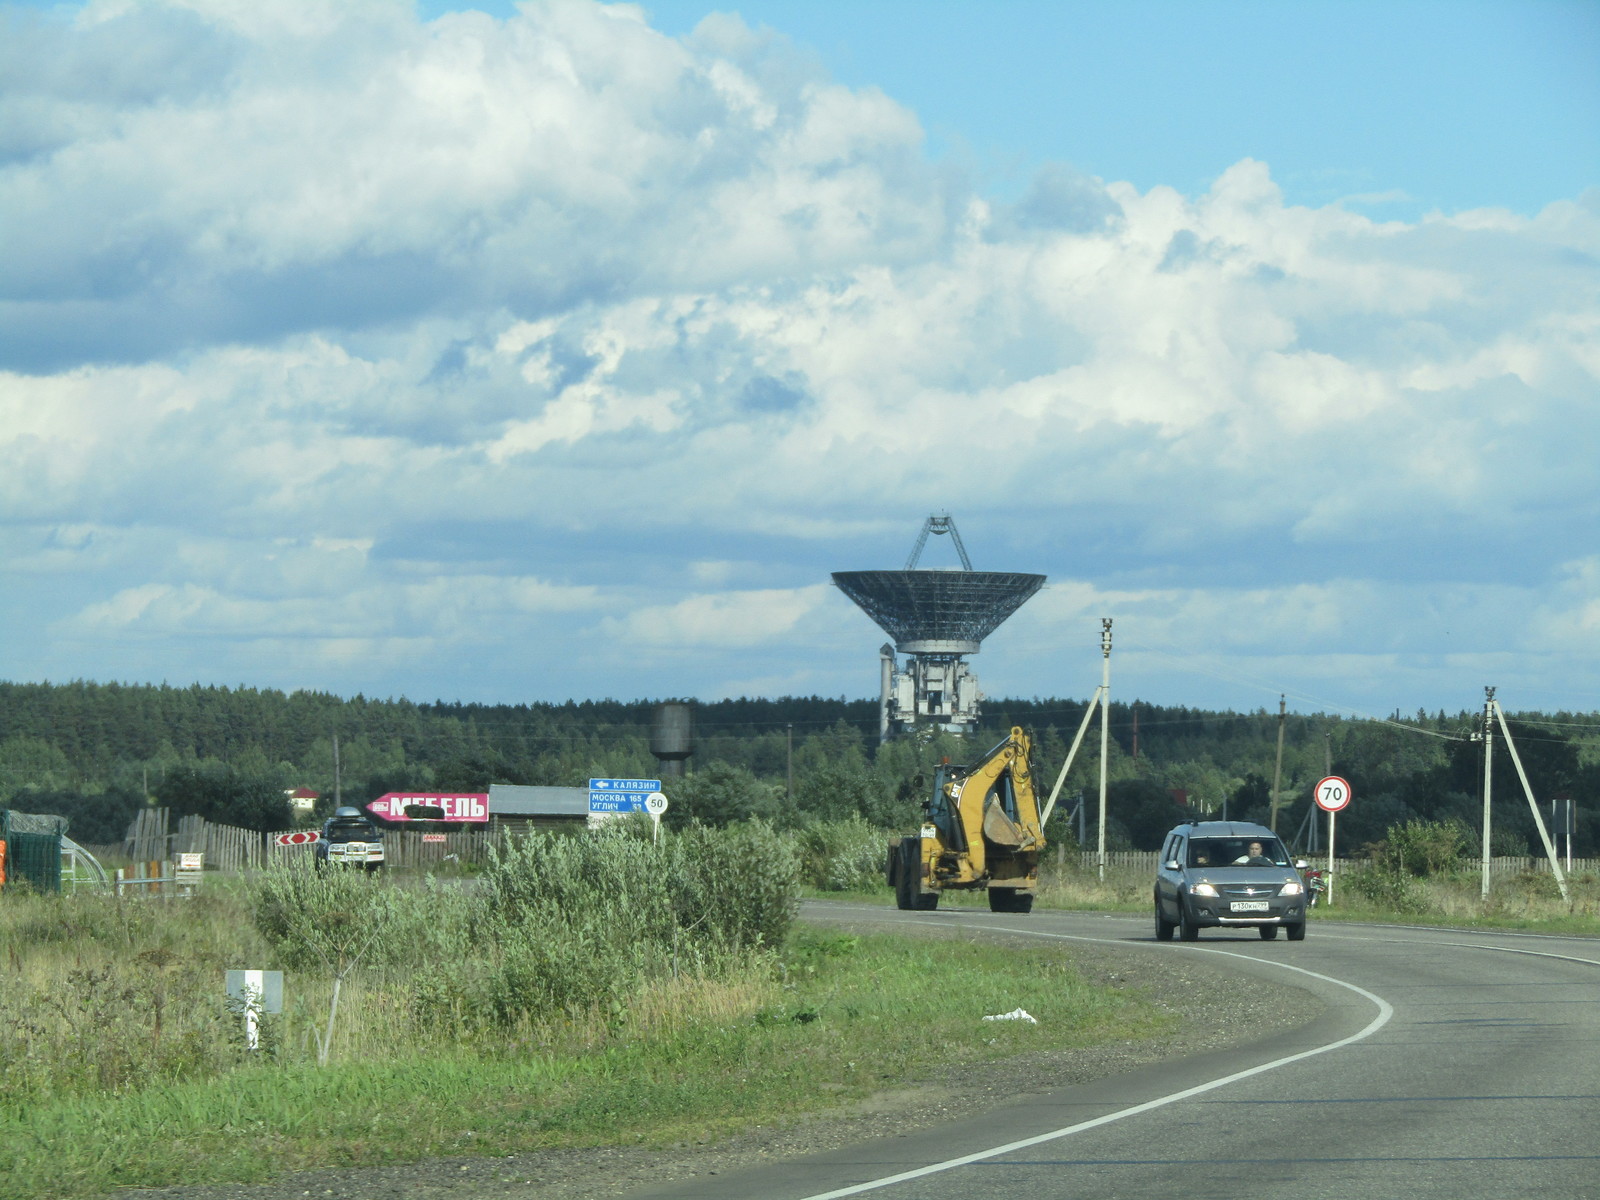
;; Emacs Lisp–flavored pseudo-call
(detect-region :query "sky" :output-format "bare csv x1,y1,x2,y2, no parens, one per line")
1,0,1597,722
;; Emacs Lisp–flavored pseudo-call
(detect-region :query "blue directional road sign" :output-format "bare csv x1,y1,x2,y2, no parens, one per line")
588,777,662,814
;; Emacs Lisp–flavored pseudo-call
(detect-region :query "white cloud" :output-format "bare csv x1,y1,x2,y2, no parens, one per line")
65,568,602,644
1,1,1596,713
602,584,832,649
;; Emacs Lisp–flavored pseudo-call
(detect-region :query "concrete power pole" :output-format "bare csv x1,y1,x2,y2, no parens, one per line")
1480,687,1494,901
1097,618,1112,882
1269,695,1286,833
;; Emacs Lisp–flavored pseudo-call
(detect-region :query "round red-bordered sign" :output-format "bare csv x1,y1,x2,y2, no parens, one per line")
1314,776,1352,813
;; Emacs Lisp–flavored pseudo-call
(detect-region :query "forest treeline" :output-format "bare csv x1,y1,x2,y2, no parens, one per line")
1,679,1595,856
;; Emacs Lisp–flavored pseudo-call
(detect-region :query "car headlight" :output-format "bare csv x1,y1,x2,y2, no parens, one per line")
1280,881,1303,896
1190,883,1218,897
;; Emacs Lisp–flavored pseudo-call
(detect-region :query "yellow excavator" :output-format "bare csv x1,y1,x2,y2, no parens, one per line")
886,726,1044,913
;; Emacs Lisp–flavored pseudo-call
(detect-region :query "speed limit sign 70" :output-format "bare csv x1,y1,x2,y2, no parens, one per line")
1315,776,1352,813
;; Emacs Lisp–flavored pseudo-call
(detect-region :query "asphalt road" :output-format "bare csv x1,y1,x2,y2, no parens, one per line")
628,903,1600,1200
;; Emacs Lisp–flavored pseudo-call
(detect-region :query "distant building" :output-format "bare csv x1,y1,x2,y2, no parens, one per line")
488,784,615,835
285,788,320,816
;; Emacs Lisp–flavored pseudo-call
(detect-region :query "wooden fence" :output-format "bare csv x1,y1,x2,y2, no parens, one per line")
261,826,494,869
119,809,269,871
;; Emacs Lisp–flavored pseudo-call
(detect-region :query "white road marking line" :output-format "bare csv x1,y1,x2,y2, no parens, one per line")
793,926,1395,1200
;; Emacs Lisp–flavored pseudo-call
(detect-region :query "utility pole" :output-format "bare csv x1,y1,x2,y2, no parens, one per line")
1269,695,1286,833
786,724,794,804
333,731,342,808
1491,697,1570,902
1480,687,1494,901
1097,618,1112,882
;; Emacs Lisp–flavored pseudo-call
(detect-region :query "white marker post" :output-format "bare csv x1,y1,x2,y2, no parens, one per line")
645,791,669,845
226,969,283,1051
1314,775,1352,907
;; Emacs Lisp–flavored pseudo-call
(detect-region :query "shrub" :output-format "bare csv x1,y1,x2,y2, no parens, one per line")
459,822,800,1026
1377,819,1469,876
792,818,885,892
1343,866,1431,914
249,863,454,1063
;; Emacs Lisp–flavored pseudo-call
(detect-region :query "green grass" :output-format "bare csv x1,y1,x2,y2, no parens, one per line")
11,833,1592,1200
0,924,1173,1198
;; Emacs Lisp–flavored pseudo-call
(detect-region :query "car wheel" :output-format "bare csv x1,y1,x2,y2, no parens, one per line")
1178,901,1200,941
1285,921,1306,941
1154,897,1176,941
1259,924,1278,940
913,890,939,911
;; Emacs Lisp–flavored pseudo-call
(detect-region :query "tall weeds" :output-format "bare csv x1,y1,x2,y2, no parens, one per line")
440,821,800,1028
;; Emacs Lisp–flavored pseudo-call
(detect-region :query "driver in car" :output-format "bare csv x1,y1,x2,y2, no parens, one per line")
1234,841,1273,866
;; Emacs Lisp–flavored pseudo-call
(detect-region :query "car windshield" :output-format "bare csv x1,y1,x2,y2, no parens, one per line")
1188,838,1289,868
325,822,376,843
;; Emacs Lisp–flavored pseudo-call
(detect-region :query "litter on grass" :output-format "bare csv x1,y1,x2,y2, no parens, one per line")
982,1008,1037,1023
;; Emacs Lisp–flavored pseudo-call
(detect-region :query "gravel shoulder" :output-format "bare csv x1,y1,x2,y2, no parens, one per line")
123,922,1318,1200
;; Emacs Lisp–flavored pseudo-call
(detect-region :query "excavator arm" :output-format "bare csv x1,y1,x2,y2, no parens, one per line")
945,726,1043,877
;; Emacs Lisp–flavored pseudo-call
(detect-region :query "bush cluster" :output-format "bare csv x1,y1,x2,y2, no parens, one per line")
792,817,886,892
420,822,800,1026
1342,866,1432,914
1374,819,1470,876
0,889,270,1106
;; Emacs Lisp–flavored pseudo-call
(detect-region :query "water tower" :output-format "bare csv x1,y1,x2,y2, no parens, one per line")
650,702,693,779
833,515,1045,742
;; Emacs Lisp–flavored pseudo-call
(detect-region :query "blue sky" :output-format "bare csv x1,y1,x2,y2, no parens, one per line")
2,0,1597,720
430,0,1600,215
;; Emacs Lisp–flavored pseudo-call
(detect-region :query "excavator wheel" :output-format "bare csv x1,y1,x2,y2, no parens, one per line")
892,845,914,910
895,839,932,911
988,887,1034,914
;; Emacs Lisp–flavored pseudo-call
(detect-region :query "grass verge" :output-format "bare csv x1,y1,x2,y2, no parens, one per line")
0,923,1174,1199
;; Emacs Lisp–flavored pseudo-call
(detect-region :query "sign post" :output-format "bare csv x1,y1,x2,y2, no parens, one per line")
175,852,204,892
1314,775,1352,907
644,791,669,844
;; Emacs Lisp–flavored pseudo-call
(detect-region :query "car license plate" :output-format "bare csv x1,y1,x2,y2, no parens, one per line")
1231,901,1269,912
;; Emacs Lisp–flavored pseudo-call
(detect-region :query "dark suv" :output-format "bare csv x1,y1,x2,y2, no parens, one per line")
1154,821,1306,941
315,806,386,872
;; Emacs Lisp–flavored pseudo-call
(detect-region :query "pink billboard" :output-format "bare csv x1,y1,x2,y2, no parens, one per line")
367,793,490,823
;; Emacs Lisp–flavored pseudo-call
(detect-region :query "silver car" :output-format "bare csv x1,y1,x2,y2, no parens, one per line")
1154,820,1307,941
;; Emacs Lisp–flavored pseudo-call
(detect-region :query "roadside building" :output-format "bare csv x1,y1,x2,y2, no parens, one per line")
487,784,594,836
